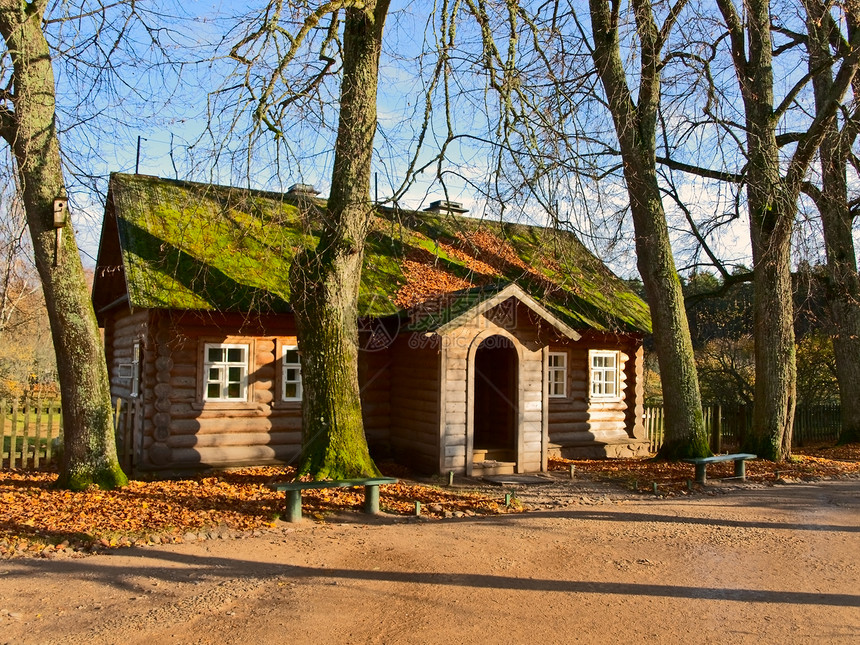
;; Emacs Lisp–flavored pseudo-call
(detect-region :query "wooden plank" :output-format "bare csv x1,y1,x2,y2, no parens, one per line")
547,411,589,424
397,398,439,413
9,401,19,469
168,415,303,434
445,368,467,382
443,442,466,457
389,409,439,430
586,409,627,421
390,435,438,452
167,431,302,449
22,402,30,468
0,398,6,466
46,403,55,465
443,423,467,436
445,401,466,414
392,387,438,403
34,401,43,467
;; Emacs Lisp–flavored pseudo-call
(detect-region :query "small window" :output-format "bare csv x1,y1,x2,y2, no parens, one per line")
203,343,249,401
282,345,302,401
118,341,141,397
590,350,620,399
548,352,567,398
130,341,141,398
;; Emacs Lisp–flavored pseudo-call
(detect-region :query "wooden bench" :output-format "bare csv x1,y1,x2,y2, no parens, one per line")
681,453,757,485
269,477,398,522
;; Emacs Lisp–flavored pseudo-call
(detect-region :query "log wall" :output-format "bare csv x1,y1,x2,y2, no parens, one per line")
358,347,392,453
389,335,440,473
139,310,306,469
547,330,648,458
104,309,397,472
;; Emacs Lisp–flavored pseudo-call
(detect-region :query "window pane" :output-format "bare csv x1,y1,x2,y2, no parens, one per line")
227,347,244,363
207,383,221,398
227,382,240,398
228,366,242,382
208,347,224,363
208,367,221,381
284,383,297,399
286,368,298,381
285,349,299,364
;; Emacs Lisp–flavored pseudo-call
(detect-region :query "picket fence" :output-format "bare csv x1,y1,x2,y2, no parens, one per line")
645,402,842,453
1,397,141,470
0,399,63,469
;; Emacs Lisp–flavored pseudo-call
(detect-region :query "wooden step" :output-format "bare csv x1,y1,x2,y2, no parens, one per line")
473,449,516,463
473,460,516,476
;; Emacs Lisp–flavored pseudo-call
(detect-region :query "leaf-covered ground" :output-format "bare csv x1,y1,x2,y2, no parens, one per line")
1,444,857,558
548,443,860,492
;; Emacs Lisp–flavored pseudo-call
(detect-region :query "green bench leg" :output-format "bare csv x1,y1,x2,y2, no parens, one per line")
735,459,747,481
695,463,707,485
286,490,303,522
364,484,380,514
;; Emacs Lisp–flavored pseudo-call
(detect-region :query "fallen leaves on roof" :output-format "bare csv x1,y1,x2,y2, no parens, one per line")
394,257,476,309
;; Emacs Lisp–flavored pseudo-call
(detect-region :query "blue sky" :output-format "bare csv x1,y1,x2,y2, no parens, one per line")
31,0,860,278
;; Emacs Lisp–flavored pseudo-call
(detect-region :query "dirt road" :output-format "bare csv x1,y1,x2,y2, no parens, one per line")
0,479,857,644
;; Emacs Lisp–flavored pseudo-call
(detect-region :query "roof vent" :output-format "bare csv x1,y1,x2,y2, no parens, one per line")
424,199,468,214
286,183,320,197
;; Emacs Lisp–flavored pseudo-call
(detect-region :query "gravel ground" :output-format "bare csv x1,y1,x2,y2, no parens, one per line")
0,476,857,644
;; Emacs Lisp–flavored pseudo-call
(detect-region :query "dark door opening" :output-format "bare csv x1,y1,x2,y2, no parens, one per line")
473,336,518,459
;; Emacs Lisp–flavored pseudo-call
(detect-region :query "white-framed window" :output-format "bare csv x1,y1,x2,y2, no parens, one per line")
590,350,620,399
282,345,302,401
203,343,249,401
118,340,141,397
548,352,567,398
130,341,141,397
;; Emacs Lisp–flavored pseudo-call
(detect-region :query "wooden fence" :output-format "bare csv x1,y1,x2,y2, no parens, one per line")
0,397,845,470
113,397,143,473
1,399,63,469
646,402,842,453
1,397,143,471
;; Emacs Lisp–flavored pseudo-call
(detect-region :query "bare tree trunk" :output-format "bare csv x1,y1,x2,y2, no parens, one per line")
0,1,126,488
806,4,860,445
289,1,390,479
589,0,709,458
717,0,860,460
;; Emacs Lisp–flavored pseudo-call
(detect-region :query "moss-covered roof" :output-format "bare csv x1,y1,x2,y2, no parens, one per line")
96,173,650,333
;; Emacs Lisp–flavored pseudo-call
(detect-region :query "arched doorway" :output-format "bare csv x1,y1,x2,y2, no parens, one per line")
473,335,518,464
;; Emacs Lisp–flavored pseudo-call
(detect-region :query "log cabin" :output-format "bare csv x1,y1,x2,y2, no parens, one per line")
93,173,652,476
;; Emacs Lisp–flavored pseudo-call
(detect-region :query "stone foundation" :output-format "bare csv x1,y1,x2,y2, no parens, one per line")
548,438,652,460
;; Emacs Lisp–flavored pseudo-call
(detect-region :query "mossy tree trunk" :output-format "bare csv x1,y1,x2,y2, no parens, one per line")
289,0,390,480
589,0,710,459
806,4,860,446
0,0,127,488
717,0,860,460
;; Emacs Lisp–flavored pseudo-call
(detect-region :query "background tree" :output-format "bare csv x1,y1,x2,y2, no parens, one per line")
0,0,126,488
586,0,709,458
803,2,860,444
0,0,179,488
706,0,860,459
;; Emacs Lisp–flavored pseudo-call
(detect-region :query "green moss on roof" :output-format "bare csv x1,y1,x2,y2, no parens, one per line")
104,173,650,333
